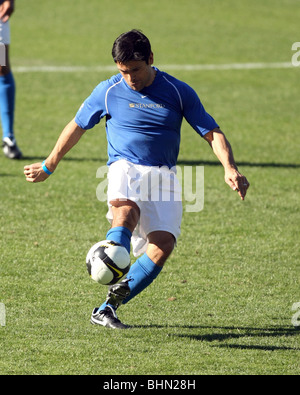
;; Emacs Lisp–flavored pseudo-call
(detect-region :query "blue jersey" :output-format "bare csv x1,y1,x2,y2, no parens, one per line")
75,68,218,168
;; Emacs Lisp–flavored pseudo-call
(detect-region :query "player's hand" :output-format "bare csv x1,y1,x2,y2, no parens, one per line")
225,168,250,201
24,163,51,183
0,1,15,23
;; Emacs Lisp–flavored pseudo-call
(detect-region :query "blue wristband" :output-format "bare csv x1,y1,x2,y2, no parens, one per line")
42,161,53,175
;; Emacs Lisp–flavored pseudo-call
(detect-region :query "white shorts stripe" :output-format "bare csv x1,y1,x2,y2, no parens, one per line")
0,20,10,45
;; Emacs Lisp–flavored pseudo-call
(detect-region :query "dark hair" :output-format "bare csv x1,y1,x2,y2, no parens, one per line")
112,29,152,64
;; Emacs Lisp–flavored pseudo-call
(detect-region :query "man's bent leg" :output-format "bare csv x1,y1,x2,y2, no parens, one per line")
100,231,175,311
106,199,140,253
122,231,175,304
97,199,140,313
146,231,175,267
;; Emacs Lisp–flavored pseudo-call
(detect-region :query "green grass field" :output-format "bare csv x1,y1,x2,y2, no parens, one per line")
1,0,299,375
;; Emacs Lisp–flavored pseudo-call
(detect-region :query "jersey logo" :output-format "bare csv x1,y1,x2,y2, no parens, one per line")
129,103,166,109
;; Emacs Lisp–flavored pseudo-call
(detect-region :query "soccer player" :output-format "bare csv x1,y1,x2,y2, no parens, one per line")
0,0,22,159
24,30,249,329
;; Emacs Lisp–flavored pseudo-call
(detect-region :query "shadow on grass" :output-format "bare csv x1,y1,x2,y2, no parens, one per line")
19,157,300,169
0,173,18,177
130,324,300,351
177,160,300,169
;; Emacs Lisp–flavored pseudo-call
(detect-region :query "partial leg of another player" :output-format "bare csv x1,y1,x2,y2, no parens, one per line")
0,43,22,159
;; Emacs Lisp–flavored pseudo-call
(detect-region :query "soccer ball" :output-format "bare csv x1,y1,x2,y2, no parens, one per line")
86,240,130,285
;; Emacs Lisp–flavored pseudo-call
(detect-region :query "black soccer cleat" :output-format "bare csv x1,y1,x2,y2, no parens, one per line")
106,279,131,309
2,137,22,159
90,306,129,329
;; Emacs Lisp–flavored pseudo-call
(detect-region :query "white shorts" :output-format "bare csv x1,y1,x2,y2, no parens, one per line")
106,160,183,257
0,21,10,45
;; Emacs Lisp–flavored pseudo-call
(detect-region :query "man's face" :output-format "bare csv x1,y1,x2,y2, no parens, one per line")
116,54,154,92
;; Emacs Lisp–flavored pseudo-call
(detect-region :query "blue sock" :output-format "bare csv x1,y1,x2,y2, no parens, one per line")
0,72,15,140
123,253,162,304
98,253,162,311
106,226,132,254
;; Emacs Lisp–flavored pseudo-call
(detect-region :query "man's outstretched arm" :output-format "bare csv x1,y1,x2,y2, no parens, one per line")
204,128,250,200
24,118,86,183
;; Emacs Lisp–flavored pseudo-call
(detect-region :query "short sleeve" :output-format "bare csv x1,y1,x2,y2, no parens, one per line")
75,80,111,130
181,83,219,137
